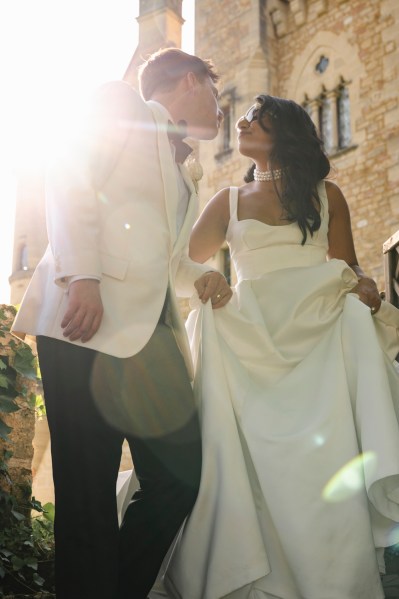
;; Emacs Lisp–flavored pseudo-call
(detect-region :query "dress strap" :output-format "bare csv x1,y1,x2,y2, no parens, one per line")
229,187,239,221
317,180,330,229
317,180,327,212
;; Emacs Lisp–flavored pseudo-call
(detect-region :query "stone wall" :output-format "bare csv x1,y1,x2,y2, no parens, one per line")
195,0,399,289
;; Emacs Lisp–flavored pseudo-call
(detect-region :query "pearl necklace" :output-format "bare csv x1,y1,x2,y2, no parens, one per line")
254,167,283,182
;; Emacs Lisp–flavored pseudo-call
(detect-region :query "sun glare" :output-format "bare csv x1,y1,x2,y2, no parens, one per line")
0,0,194,305
0,0,140,303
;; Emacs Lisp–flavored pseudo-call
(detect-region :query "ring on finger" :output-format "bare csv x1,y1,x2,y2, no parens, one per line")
216,293,222,300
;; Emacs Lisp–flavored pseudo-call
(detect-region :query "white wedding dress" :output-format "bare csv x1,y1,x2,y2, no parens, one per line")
119,183,399,599
159,183,399,599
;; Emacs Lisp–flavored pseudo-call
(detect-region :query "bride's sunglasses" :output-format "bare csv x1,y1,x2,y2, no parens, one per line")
243,104,278,124
244,105,259,123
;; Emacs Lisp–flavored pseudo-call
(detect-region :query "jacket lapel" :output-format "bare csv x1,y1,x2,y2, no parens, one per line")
146,100,179,244
146,101,199,255
172,164,198,256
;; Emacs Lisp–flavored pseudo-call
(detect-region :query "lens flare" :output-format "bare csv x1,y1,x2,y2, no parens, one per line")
98,192,109,205
313,434,326,447
322,452,377,502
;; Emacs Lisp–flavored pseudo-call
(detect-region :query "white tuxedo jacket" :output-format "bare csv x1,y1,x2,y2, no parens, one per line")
12,81,210,378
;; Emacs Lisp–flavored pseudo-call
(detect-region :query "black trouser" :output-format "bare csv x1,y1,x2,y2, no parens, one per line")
37,325,201,599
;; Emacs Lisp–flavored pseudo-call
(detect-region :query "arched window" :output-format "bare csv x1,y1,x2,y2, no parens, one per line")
303,79,352,155
222,105,231,152
337,83,352,149
320,92,333,153
215,87,237,161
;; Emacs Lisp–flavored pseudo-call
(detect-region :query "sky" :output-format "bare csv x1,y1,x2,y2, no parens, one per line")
0,0,194,304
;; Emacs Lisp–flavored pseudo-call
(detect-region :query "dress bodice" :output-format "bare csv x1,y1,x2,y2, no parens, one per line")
226,182,329,281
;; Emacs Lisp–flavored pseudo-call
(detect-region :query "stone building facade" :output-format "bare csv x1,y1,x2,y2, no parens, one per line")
11,0,399,299
195,0,399,289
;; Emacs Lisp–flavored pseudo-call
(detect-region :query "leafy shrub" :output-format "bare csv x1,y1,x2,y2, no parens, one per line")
0,306,55,596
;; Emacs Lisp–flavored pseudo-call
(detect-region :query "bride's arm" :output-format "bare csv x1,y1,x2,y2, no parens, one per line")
326,180,381,313
189,187,230,263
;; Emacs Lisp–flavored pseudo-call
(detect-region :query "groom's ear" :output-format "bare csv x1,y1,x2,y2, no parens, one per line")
185,71,199,93
170,71,196,98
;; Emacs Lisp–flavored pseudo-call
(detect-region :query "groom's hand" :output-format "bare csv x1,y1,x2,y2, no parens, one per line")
194,271,232,309
61,279,104,342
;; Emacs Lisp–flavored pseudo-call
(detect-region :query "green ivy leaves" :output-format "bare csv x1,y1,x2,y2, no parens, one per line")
0,306,55,596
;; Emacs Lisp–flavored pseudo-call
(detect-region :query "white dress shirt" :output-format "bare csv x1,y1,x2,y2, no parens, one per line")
150,100,190,235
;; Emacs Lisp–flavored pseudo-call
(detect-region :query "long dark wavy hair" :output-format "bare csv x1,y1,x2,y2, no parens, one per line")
244,94,330,244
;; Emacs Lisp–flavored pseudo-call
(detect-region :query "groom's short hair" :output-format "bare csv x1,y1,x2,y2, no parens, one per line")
139,47,219,100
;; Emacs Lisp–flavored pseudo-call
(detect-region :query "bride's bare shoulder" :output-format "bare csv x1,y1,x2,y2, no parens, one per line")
203,187,230,215
237,182,254,197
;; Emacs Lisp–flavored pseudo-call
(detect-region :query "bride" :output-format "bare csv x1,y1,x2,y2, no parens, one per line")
121,95,399,599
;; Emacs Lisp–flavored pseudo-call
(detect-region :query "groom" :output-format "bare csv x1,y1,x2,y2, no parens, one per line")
12,48,231,599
